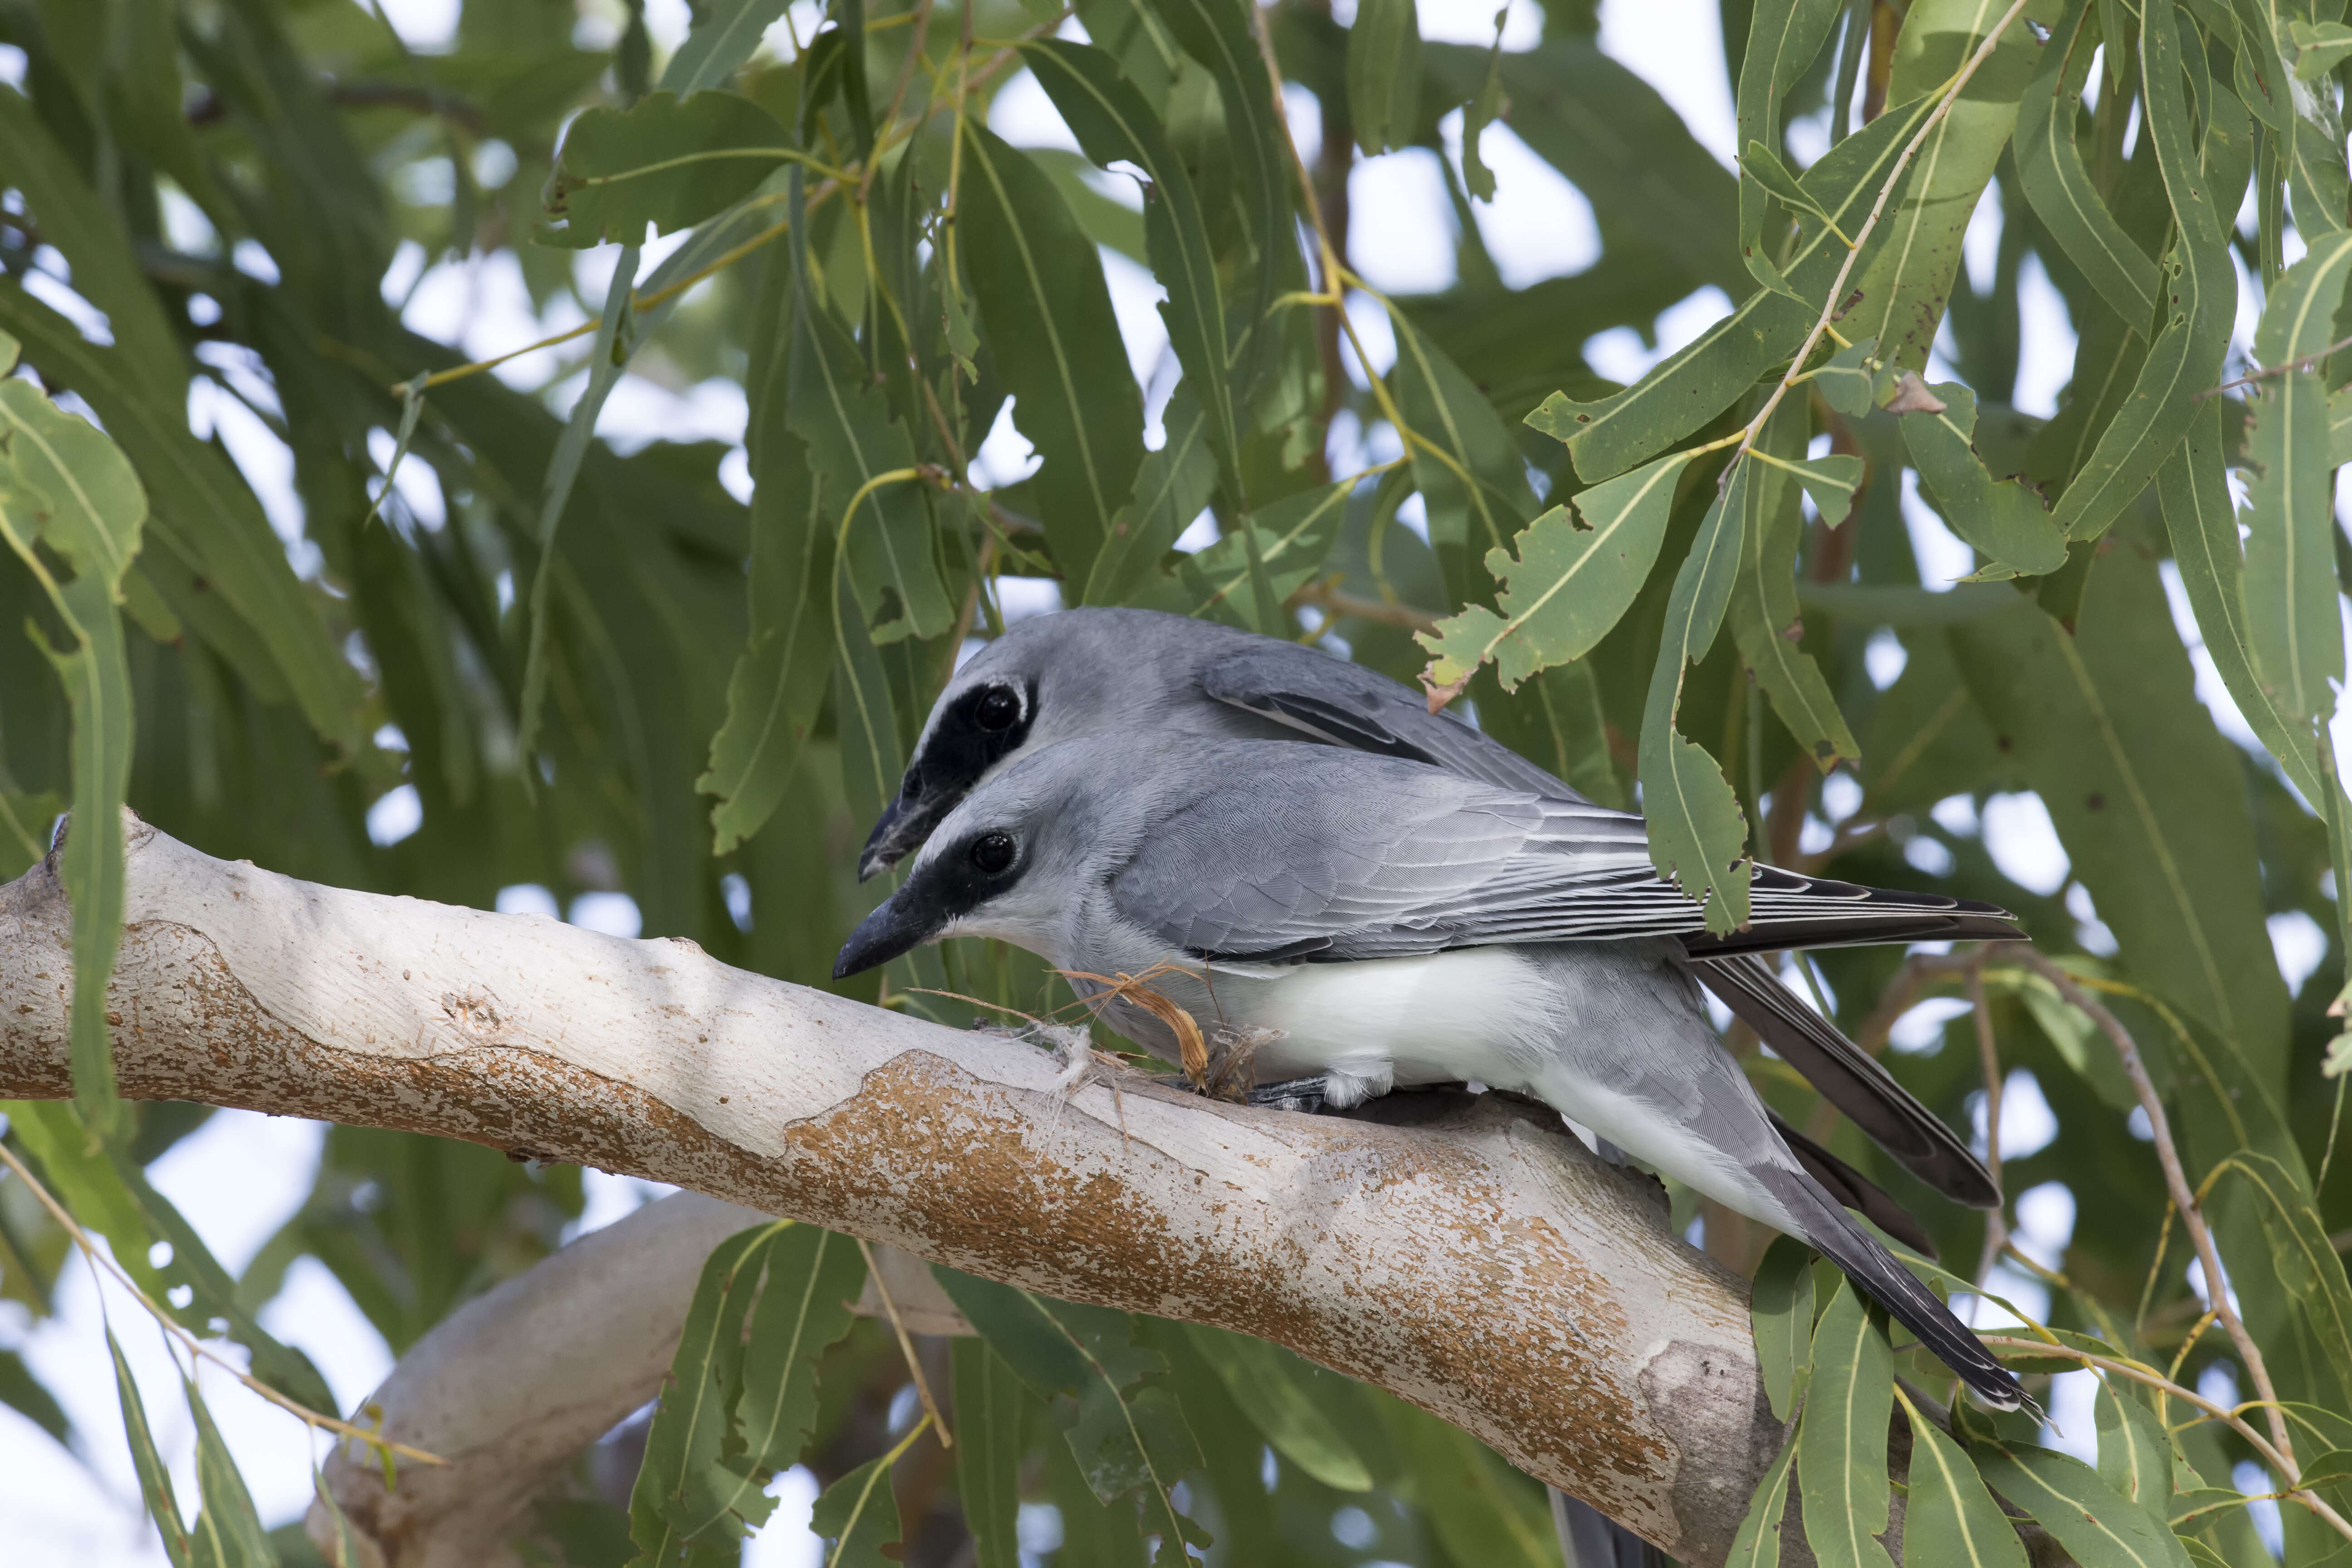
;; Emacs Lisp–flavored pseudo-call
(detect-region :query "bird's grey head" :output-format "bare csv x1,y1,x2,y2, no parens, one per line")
834,739,1143,979
855,608,1248,880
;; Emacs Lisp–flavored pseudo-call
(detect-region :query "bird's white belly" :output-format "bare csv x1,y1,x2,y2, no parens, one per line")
1232,949,1555,1094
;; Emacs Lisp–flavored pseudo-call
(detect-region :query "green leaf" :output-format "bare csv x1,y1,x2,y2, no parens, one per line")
1968,1442,2193,1568
1387,306,1542,564
736,1226,867,1472
1798,1279,1895,1568
2289,20,2352,81
1742,141,1838,231
2157,401,2326,804
1732,412,1859,770
830,568,905,833
1947,553,2288,1072
1898,1398,2029,1568
699,254,837,853
1083,394,1218,608
1377,1396,1562,1567
2016,1,2160,333
1019,39,1241,501
1837,0,2048,371
952,1339,1031,1568
1899,382,2069,578
0,1346,65,1446
1181,475,1353,631
108,1327,191,1568
545,91,792,248
2241,230,2352,720
1734,0,1847,269
1813,338,1895,417
1460,19,1508,201
1639,460,1752,933
1750,1236,1819,1422
518,241,640,766
1526,92,1939,482
2096,1380,2173,1511
1184,1323,1372,1492
2048,3,2239,544
661,0,794,94
1760,450,1863,524
1726,1423,1800,1568
809,1447,908,1568
1416,449,1696,695
0,379,148,592
2206,1152,2352,1398
0,286,364,755
956,123,1145,593
1347,0,1422,155
932,1269,1203,1556
627,1223,790,1563
186,1376,278,1568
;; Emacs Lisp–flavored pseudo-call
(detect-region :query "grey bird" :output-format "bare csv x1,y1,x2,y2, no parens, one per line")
858,607,2012,1217
833,735,2025,1412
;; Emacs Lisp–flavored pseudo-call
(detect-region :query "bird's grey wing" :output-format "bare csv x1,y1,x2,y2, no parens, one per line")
1200,645,1617,808
1108,754,1551,960
1700,954,1999,1208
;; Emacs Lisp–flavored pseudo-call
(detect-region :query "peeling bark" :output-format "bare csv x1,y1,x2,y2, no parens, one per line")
0,819,1786,1567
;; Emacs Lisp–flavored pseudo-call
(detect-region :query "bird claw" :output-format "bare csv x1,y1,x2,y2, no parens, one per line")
1245,1076,1332,1116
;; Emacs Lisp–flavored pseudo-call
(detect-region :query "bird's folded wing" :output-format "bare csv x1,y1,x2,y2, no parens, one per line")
1115,748,2023,960
1201,646,1627,809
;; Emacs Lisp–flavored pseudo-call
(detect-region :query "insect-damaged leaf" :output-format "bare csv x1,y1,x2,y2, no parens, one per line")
2242,231,2352,720
2017,1,2160,333
1900,381,2069,579
811,1447,911,1568
544,91,791,248
1798,1279,1896,1568
1814,338,1898,417
1640,458,1752,933
1416,448,1696,696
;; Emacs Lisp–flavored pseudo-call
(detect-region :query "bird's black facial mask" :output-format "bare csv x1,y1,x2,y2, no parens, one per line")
857,677,1037,880
833,828,1027,977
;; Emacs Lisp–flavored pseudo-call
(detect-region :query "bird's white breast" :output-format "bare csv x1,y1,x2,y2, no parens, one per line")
1232,948,1558,1094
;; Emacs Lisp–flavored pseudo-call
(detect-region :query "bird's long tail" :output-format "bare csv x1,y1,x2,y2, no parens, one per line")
1755,1166,2024,1411
1549,1490,1660,1568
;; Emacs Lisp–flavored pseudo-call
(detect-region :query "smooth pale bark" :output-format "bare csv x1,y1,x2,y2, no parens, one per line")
0,818,1784,1566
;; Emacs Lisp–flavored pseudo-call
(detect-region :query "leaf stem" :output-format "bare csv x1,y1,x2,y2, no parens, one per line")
854,1237,953,1447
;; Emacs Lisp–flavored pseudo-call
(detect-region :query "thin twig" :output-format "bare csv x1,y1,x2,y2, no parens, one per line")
2007,950,2298,1473
861,0,936,203
1727,0,2036,474
2200,329,2352,399
855,1238,952,1448
0,1139,445,1469
1969,965,2007,1287
1292,579,1440,633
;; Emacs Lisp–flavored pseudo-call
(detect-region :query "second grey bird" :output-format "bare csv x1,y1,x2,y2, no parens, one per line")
833,734,2025,1411
859,607,2015,1212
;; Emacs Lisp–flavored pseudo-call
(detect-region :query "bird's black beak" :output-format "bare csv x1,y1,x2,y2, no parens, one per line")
832,892,938,978
858,791,955,882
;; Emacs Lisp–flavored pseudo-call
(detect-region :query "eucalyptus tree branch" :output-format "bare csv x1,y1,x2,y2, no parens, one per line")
0,816,1787,1568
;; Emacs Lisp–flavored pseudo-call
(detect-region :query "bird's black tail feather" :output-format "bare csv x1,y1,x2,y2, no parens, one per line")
1549,1490,1661,1568
1758,1167,2024,1411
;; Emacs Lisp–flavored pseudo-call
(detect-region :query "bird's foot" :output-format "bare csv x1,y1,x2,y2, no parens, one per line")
1245,1076,1333,1115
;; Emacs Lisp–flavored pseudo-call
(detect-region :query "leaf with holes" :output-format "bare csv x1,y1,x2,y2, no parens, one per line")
1901,382,2068,578
544,92,790,248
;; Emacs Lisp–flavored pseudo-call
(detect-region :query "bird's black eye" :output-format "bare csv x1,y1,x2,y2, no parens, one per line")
975,687,1019,731
970,832,1016,874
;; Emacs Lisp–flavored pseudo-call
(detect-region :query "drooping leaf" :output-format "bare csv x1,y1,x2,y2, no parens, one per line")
186,1375,279,1568
956,124,1145,593
545,92,792,248
1387,306,1542,564
1734,0,1846,276
1797,1279,1895,1568
661,0,795,94
2016,0,2159,333
1083,395,1218,608
1184,1323,1373,1492
735,1226,867,1473
1377,1396,1562,1568
1968,1442,2193,1568
1900,382,2069,579
108,1327,191,1568
1416,449,1698,696
0,379,148,591
1347,0,1423,155
809,1447,909,1568
1020,40,1242,501
1813,338,1896,417
952,1338,1031,1568
1750,1235,1819,1422
1732,413,1859,771
2241,231,2352,720
2096,1379,2174,1511
1725,1423,1799,1568
1181,475,1353,632
1639,460,1752,933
